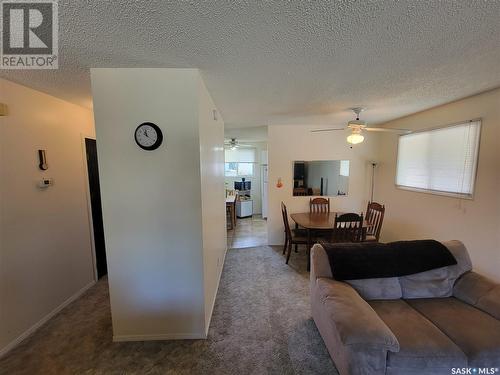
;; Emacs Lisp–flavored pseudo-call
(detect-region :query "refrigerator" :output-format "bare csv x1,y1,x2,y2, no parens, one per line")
261,164,268,219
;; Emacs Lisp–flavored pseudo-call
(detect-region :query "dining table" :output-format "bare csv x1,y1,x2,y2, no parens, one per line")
290,212,370,270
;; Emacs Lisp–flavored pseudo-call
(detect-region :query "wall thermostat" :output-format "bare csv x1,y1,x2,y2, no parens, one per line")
38,178,53,189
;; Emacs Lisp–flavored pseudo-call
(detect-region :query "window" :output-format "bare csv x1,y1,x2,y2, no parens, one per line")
339,160,350,177
396,120,481,198
224,148,256,177
225,162,254,177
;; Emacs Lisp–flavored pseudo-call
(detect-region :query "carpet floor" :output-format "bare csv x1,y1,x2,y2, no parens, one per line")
0,246,337,375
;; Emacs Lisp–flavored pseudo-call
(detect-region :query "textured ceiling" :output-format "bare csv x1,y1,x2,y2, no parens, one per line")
225,126,268,142
2,1,500,128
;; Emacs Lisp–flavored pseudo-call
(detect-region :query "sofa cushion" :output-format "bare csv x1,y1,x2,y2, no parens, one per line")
407,297,500,367
454,272,500,320
399,240,472,299
346,277,402,300
477,286,500,320
369,300,467,370
399,266,456,299
454,271,497,305
315,245,402,300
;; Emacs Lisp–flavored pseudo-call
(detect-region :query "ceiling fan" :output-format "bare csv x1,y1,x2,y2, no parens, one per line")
311,108,411,145
224,138,253,150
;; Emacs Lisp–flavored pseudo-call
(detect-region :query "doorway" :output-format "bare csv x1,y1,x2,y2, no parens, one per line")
85,138,108,279
224,127,268,249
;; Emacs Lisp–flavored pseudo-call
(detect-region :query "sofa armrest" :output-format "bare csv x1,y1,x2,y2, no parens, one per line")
311,244,333,280
318,279,400,352
454,271,500,320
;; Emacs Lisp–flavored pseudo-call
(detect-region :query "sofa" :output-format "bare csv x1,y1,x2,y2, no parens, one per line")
310,240,500,375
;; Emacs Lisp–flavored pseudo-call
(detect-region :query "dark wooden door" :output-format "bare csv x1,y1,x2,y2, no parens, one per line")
85,138,108,279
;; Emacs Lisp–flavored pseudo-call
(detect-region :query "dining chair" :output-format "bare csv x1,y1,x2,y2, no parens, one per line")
331,213,364,243
293,188,308,196
310,197,330,213
365,201,385,242
281,202,308,264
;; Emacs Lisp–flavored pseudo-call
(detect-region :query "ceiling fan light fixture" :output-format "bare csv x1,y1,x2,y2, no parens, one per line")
227,138,238,150
347,130,364,145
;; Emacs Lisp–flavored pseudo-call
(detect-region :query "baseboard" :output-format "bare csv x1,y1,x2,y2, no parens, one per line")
113,332,206,342
0,280,96,358
205,246,228,336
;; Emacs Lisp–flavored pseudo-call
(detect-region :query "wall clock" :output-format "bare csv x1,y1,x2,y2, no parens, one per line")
134,122,163,151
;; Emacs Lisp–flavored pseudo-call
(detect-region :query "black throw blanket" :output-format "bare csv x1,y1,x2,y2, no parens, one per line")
321,240,457,281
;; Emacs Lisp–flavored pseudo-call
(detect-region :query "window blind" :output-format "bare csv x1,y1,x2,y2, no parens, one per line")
224,148,256,163
396,120,481,197
339,160,350,177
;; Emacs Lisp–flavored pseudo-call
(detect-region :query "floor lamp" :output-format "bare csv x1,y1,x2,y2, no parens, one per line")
370,162,377,202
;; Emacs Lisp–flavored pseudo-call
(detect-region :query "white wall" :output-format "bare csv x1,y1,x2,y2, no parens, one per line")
268,125,379,245
198,76,226,332
376,88,500,282
91,68,225,340
0,78,95,354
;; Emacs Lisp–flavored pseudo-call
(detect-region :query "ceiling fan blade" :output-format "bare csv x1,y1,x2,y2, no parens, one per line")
310,128,347,133
365,127,412,134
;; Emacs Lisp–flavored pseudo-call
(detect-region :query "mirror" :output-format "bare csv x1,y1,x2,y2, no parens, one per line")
293,160,349,197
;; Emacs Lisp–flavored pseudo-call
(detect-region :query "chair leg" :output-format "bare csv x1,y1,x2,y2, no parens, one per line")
286,242,293,264
295,244,298,253
282,237,288,255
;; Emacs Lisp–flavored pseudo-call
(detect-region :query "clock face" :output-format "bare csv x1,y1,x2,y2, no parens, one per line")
135,122,163,150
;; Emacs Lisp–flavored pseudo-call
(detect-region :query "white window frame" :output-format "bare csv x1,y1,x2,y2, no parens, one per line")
395,119,482,199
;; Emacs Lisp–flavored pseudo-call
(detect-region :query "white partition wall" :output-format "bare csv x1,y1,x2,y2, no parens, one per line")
197,76,226,332
91,68,225,340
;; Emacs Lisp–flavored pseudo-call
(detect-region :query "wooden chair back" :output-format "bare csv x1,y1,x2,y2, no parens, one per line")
293,188,308,196
366,201,385,241
281,202,292,240
310,197,330,213
332,213,364,243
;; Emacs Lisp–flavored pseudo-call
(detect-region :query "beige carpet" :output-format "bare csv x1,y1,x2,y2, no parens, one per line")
0,246,337,375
